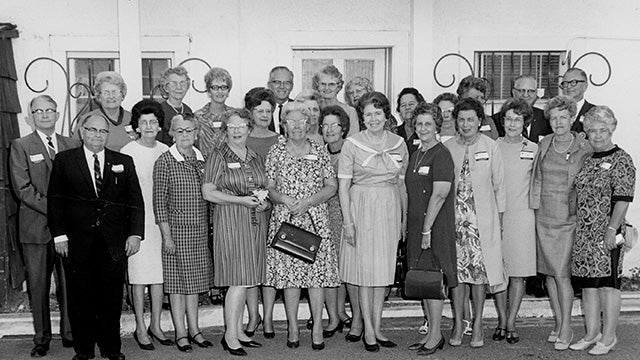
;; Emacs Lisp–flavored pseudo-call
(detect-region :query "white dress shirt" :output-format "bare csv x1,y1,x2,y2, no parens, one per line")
83,146,105,194
36,130,58,155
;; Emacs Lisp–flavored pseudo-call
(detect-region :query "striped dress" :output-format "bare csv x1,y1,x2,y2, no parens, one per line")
204,142,269,286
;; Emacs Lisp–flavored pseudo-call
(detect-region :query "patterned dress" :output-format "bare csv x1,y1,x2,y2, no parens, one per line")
264,138,340,289
204,142,269,287
326,144,343,257
194,103,233,158
572,146,636,289
153,145,213,294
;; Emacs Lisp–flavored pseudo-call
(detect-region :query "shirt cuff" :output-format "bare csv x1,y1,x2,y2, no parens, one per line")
54,235,69,244
337,174,353,179
130,235,143,241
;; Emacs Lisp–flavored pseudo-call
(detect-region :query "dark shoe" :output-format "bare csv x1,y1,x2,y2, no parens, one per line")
188,332,213,348
30,344,49,357
175,336,192,353
416,335,445,356
286,339,300,348
264,331,275,339
221,338,247,356
133,331,154,351
147,328,174,346
161,301,171,310
239,340,262,348
376,338,397,348
345,332,362,342
506,330,520,344
72,354,93,360
62,338,74,348
312,342,325,350
244,316,262,337
408,342,426,350
104,354,125,360
362,338,379,352
305,317,313,330
492,327,506,341
323,321,344,338
341,316,352,328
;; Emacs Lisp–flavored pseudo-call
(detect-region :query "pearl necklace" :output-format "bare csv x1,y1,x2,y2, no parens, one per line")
552,133,574,154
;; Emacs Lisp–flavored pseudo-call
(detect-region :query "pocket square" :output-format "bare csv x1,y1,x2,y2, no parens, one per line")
112,164,124,173
30,154,45,162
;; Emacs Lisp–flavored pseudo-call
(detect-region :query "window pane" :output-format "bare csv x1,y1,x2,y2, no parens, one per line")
344,59,375,88
301,59,333,90
142,58,170,97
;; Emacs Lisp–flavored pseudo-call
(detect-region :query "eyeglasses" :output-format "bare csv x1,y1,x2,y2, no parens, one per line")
226,123,248,130
440,107,454,115
504,117,524,125
322,123,342,130
286,119,308,126
269,80,293,88
31,109,56,115
174,128,196,135
167,80,189,89
99,90,122,98
513,88,537,96
208,85,230,91
83,127,109,135
318,82,339,89
559,80,586,89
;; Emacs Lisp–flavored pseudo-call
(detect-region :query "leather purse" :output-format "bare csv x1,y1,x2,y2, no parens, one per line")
271,212,321,264
403,249,447,300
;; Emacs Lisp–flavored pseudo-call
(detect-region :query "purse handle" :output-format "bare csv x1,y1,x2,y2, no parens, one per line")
412,249,442,271
289,210,319,234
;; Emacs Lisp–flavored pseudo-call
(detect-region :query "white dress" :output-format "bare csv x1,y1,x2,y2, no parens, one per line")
121,140,169,284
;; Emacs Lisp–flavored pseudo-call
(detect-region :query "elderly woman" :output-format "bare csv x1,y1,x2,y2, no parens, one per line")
245,87,281,158
312,65,359,138
74,71,136,151
569,106,635,355
433,92,459,143
456,76,499,140
444,97,506,348
264,102,340,350
493,98,538,344
194,67,234,158
338,91,408,352
319,105,359,338
395,87,426,144
121,100,171,350
202,109,270,356
157,66,193,145
295,90,324,144
530,95,591,350
405,102,457,356
153,114,214,352
344,77,373,110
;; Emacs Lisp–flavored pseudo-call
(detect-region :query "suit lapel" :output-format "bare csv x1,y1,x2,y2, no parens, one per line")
28,132,53,169
73,148,98,198
102,150,114,195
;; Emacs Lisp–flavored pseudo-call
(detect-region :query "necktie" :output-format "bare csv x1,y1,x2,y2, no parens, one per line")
46,136,56,160
275,104,283,134
93,154,102,197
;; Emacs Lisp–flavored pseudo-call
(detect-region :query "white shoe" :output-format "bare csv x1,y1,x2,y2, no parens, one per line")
463,320,473,336
569,333,602,351
418,320,429,334
554,331,573,351
588,337,617,355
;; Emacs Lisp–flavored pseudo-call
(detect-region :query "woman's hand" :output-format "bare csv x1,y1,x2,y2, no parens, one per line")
343,223,356,246
164,237,176,255
603,228,617,251
290,198,311,216
421,232,431,249
242,196,260,208
282,196,297,211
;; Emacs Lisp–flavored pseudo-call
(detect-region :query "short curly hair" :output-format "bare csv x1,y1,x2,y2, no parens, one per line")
93,71,127,98
411,102,443,131
160,66,191,88
452,98,485,131
396,87,425,113
244,87,276,112
433,92,458,106
456,76,489,98
358,91,391,122
130,99,165,131
204,67,233,90
544,95,577,119
500,98,534,127
320,105,350,138
311,65,344,92
219,108,253,132
583,105,617,133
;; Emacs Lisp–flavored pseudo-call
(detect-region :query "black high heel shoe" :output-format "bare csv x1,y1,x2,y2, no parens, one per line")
345,331,362,342
312,341,325,350
133,331,154,351
147,328,174,346
323,321,344,338
244,316,262,337
239,339,262,348
306,317,313,330
492,327,506,341
221,338,247,356
188,332,213,348
362,337,380,352
376,337,397,348
286,339,299,348
416,334,445,356
175,336,192,353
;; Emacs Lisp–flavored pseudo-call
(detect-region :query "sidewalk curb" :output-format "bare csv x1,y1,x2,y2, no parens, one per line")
2,292,639,337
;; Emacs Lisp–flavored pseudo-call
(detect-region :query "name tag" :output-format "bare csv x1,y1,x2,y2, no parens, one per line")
304,154,318,161
600,162,612,170
389,153,403,162
124,125,133,132
412,139,421,146
520,150,534,160
30,153,45,162
479,125,491,132
538,135,545,142
212,122,222,128
418,166,430,176
475,151,489,161
111,164,124,173
227,162,241,169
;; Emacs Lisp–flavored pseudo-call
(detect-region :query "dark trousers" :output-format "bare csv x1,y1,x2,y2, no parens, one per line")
65,234,126,357
22,242,72,346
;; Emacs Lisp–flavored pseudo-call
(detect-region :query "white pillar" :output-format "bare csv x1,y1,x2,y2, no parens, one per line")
410,0,434,99
117,0,142,110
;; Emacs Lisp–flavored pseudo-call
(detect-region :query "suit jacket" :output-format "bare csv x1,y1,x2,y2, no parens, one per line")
9,132,81,244
47,147,144,261
570,100,595,133
492,107,551,143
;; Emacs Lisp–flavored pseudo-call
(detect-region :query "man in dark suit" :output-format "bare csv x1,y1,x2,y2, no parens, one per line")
48,114,144,360
10,95,80,357
267,66,294,134
492,75,552,143
561,67,595,134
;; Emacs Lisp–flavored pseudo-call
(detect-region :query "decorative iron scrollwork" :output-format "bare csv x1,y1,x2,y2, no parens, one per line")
178,57,212,93
562,50,611,87
433,53,474,88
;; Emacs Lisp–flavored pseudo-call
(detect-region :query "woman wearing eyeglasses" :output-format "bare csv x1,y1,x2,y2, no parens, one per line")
312,65,359,138
153,114,214,352
194,67,234,158
157,66,193,146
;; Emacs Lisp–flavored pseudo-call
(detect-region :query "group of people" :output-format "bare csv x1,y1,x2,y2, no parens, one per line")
9,62,634,360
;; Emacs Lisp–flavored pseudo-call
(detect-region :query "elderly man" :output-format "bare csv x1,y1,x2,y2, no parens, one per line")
492,75,552,143
267,66,294,134
10,95,80,357
561,67,595,133
48,114,144,360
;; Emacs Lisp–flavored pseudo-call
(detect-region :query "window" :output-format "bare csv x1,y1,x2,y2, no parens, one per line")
141,55,172,97
476,51,566,102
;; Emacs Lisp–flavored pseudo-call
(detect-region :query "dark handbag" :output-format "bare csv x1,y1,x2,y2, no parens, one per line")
271,212,321,264
403,249,447,300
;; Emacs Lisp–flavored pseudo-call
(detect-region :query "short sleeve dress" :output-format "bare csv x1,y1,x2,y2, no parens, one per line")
572,146,636,289
246,134,281,159
405,142,458,288
194,103,233,158
204,142,269,287
121,140,168,284
338,130,409,286
153,145,214,294
264,138,340,289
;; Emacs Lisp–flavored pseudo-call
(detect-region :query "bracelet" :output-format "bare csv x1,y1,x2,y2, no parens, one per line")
421,230,431,235
608,226,617,232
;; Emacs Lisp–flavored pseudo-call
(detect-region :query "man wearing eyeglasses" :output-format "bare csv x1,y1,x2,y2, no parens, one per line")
9,95,80,357
267,66,294,134
492,75,552,143
48,114,144,360
560,67,595,133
